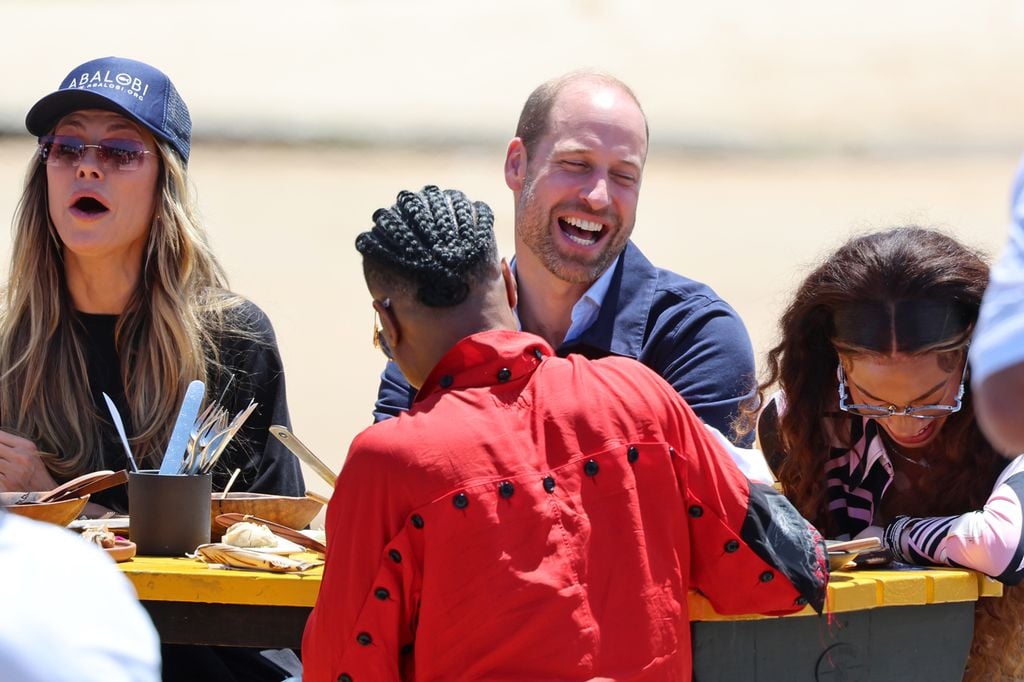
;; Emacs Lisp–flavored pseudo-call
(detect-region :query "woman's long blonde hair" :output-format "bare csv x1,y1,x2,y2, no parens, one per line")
0,140,240,474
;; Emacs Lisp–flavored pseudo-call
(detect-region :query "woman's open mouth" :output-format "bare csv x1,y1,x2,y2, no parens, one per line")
69,196,110,219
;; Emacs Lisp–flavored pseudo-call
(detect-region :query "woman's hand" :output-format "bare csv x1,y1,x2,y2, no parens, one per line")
0,429,58,492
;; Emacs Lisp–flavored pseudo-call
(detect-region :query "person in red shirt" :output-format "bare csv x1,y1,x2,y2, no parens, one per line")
302,185,827,682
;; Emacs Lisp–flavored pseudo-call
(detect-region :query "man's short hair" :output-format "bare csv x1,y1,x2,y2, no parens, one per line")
513,71,650,160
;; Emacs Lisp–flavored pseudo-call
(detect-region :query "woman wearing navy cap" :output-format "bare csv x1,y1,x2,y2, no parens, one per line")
0,57,302,680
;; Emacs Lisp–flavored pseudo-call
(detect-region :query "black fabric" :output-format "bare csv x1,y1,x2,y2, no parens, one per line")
740,481,829,614
160,644,290,682
76,301,305,681
74,299,304,512
756,400,784,474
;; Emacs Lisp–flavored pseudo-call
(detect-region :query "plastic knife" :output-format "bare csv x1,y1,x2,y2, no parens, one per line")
158,380,206,475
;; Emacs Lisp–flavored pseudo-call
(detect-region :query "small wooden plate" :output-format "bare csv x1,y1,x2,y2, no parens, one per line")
5,495,90,527
104,538,136,563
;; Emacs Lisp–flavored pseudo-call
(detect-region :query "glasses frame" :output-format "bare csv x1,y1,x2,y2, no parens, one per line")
37,134,155,172
372,298,393,360
836,356,969,420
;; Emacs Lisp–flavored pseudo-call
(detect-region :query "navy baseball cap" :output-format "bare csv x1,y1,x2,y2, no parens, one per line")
25,56,192,163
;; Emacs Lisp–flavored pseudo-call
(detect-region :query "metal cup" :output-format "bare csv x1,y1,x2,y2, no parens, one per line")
129,470,211,556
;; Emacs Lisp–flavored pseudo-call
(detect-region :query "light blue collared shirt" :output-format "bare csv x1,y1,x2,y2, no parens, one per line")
510,254,621,346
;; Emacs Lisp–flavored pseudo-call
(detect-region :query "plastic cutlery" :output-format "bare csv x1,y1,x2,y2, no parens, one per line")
158,380,206,475
269,426,337,487
102,392,139,472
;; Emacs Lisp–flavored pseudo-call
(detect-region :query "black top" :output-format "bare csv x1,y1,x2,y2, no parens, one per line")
76,299,304,512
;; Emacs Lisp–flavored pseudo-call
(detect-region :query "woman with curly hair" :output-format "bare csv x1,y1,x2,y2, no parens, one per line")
744,226,1024,680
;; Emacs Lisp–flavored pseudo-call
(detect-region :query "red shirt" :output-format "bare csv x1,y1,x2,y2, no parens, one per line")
303,331,825,681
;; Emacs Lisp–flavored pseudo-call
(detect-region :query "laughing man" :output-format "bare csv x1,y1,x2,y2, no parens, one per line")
374,72,758,446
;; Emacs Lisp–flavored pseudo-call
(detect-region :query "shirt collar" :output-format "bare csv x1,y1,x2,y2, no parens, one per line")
510,249,633,348
563,241,658,359
563,253,619,344
415,330,553,402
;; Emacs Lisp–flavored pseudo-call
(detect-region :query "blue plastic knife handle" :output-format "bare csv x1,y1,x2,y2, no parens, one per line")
158,380,206,475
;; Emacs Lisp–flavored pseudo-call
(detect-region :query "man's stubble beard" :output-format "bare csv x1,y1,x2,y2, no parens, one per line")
515,179,630,285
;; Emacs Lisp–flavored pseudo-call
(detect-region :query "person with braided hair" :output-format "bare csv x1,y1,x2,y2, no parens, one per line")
301,185,827,682
373,71,759,448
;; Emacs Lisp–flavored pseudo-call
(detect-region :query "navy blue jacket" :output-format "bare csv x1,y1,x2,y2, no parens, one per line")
373,241,757,445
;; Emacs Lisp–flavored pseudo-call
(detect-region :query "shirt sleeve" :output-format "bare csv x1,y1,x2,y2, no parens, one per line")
0,514,161,682
972,159,1024,384
302,433,415,682
660,382,828,615
372,360,416,422
209,301,304,496
883,454,1024,585
703,423,775,485
646,299,758,447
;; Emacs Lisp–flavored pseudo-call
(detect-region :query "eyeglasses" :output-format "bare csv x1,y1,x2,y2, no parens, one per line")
37,135,154,172
372,298,393,360
837,358,968,420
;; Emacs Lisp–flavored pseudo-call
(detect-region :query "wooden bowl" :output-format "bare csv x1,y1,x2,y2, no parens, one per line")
210,492,322,540
4,494,90,527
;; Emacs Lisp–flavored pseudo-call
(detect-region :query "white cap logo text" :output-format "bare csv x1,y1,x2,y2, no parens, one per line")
66,70,150,101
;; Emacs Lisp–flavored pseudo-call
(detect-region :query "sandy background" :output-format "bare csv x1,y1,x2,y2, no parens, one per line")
1,2,1023,505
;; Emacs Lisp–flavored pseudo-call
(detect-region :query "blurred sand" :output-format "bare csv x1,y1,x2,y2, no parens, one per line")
0,139,1018,503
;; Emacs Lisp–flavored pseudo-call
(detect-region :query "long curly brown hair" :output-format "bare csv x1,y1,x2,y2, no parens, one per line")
738,226,1023,679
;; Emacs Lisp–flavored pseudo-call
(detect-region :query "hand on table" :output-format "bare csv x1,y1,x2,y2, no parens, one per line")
0,429,57,492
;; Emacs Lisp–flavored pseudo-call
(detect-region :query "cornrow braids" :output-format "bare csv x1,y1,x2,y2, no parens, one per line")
356,186,497,308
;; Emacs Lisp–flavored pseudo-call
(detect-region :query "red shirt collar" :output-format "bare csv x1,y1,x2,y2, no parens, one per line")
415,330,553,401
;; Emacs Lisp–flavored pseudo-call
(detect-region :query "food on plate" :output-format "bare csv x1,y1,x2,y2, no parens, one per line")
195,543,322,573
222,521,278,548
82,526,117,549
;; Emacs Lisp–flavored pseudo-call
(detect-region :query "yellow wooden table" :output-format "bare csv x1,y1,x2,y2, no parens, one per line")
690,568,1001,681
119,556,1001,678
119,554,323,648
